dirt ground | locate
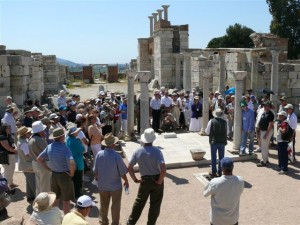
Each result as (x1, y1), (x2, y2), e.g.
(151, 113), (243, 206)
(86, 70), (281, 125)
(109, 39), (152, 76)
(2, 81), (300, 225)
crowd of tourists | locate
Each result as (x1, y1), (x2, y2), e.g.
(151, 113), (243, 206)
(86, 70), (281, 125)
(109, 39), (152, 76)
(0, 84), (298, 224)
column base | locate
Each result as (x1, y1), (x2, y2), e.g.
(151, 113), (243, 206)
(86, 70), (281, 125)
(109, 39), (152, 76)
(124, 134), (137, 142)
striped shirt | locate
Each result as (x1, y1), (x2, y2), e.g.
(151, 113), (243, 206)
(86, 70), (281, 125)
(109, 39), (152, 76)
(38, 141), (73, 172)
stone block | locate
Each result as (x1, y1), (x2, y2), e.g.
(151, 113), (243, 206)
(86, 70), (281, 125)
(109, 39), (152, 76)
(0, 56), (7, 65)
(32, 61), (42, 67)
(0, 66), (10, 77)
(0, 45), (6, 50)
(43, 65), (59, 71)
(7, 56), (32, 66)
(11, 75), (30, 86)
(279, 64), (294, 72)
(294, 64), (300, 72)
(0, 77), (10, 88)
(288, 72), (299, 79)
(28, 83), (42, 90)
(0, 49), (31, 57)
(288, 79), (300, 88)
(9, 65), (30, 76)
(291, 88), (300, 96)
(11, 85), (28, 95)
(44, 71), (59, 76)
(12, 94), (27, 106)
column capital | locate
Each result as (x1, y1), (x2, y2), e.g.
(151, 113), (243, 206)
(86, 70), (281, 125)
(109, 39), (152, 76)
(233, 71), (247, 81)
(161, 5), (170, 21)
(148, 15), (153, 20)
(270, 49), (280, 57)
(137, 71), (151, 83)
(152, 13), (158, 21)
(161, 5), (170, 9)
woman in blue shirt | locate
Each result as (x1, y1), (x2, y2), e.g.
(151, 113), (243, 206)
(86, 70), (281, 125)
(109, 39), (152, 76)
(66, 126), (85, 199)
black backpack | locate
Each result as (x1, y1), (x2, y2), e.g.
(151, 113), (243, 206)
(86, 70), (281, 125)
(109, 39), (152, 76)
(281, 122), (294, 141)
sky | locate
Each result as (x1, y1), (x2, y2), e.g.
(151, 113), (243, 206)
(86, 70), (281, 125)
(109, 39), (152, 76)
(0, 0), (272, 64)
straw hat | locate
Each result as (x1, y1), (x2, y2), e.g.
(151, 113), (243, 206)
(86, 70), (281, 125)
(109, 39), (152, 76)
(5, 105), (14, 112)
(33, 192), (56, 212)
(17, 126), (32, 138)
(49, 128), (65, 139)
(212, 108), (223, 118)
(140, 128), (157, 144)
(101, 133), (119, 146)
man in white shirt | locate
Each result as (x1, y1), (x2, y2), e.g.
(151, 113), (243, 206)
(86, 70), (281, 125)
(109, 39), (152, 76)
(4, 96), (21, 120)
(284, 104), (297, 161)
(150, 91), (162, 132)
(204, 157), (244, 225)
(161, 92), (172, 112)
(2, 105), (17, 139)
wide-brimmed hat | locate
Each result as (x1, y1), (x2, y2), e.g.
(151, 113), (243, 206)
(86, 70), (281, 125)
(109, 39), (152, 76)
(262, 100), (272, 106)
(277, 111), (287, 117)
(280, 96), (287, 101)
(68, 126), (81, 136)
(41, 117), (51, 124)
(49, 128), (65, 139)
(101, 133), (119, 146)
(212, 108), (223, 118)
(24, 107), (33, 114)
(17, 126), (32, 137)
(141, 128), (157, 144)
(33, 192), (56, 212)
(32, 121), (46, 134)
(5, 105), (14, 112)
(49, 113), (59, 121)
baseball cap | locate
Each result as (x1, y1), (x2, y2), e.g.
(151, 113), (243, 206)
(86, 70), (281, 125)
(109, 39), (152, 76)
(76, 195), (96, 208)
(58, 106), (67, 111)
(284, 104), (293, 109)
(277, 111), (287, 117)
(240, 101), (247, 107)
(220, 157), (234, 169)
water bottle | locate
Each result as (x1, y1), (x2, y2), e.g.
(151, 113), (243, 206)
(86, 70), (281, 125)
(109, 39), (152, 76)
(124, 185), (129, 195)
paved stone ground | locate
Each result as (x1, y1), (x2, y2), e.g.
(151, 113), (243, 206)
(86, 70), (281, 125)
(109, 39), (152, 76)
(2, 81), (300, 224)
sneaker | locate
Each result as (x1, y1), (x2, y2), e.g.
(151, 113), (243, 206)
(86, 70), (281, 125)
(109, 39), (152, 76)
(279, 170), (288, 175)
(257, 161), (267, 167)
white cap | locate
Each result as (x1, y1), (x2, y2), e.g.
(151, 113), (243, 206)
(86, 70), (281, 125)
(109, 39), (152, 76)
(76, 195), (96, 208)
(76, 114), (83, 120)
(99, 91), (105, 96)
(277, 111), (287, 117)
(49, 113), (59, 120)
(284, 104), (293, 109)
(32, 121), (46, 134)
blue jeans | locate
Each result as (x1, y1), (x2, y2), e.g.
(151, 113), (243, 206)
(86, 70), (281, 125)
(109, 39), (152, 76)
(240, 130), (254, 154)
(210, 143), (225, 175)
(278, 142), (288, 172)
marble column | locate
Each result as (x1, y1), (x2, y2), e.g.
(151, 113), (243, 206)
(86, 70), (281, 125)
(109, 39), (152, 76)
(137, 71), (152, 134)
(218, 51), (226, 94)
(162, 5), (170, 21)
(250, 51), (259, 92)
(148, 16), (153, 37)
(125, 70), (135, 141)
(175, 55), (181, 89)
(183, 52), (191, 91)
(270, 50), (280, 112)
(200, 70), (213, 136)
(232, 71), (247, 152)
(152, 13), (158, 23)
(157, 9), (163, 20)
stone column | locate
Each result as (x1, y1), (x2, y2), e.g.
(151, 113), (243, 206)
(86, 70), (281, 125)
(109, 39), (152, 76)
(200, 70), (213, 135)
(218, 51), (226, 94)
(125, 70), (135, 141)
(175, 54), (181, 89)
(137, 71), (151, 134)
(152, 13), (158, 24)
(148, 16), (153, 36)
(157, 9), (163, 20)
(232, 71), (247, 152)
(250, 51), (259, 92)
(270, 50), (280, 112)
(183, 52), (192, 91)
(162, 5), (170, 21)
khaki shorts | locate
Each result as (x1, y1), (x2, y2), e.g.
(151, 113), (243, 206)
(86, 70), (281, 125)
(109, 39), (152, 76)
(51, 172), (75, 201)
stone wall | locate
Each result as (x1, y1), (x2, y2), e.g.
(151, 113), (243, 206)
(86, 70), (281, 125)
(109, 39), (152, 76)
(42, 55), (60, 94)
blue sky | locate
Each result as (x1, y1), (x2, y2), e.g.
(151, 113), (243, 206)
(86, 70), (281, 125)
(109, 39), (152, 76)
(0, 0), (272, 64)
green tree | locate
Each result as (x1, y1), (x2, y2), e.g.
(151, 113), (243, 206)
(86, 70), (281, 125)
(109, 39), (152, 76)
(207, 23), (255, 48)
(266, 0), (300, 59)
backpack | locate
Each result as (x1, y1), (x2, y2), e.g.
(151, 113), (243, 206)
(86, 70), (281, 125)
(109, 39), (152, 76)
(281, 122), (294, 141)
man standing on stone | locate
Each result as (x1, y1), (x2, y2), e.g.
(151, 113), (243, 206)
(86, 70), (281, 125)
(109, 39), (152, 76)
(150, 91), (161, 132)
(161, 91), (172, 113)
(205, 108), (227, 177)
(204, 157), (244, 225)
(29, 121), (50, 195)
(120, 98), (128, 136)
(127, 128), (166, 225)
(57, 90), (67, 108)
(2, 105), (17, 142)
(240, 101), (255, 155)
(93, 133), (128, 225)
(37, 128), (75, 214)
(257, 101), (274, 167)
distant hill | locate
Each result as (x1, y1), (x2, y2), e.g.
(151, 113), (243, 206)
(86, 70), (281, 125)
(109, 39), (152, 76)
(57, 58), (85, 67)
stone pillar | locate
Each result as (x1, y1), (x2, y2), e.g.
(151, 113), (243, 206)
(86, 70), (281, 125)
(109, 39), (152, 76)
(152, 13), (158, 24)
(157, 9), (163, 20)
(270, 50), (280, 112)
(200, 70), (213, 135)
(175, 55), (181, 89)
(137, 71), (151, 134)
(125, 70), (135, 141)
(218, 51), (226, 94)
(183, 52), (192, 91)
(148, 16), (153, 36)
(162, 5), (170, 21)
(232, 71), (247, 152)
(250, 51), (259, 92)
